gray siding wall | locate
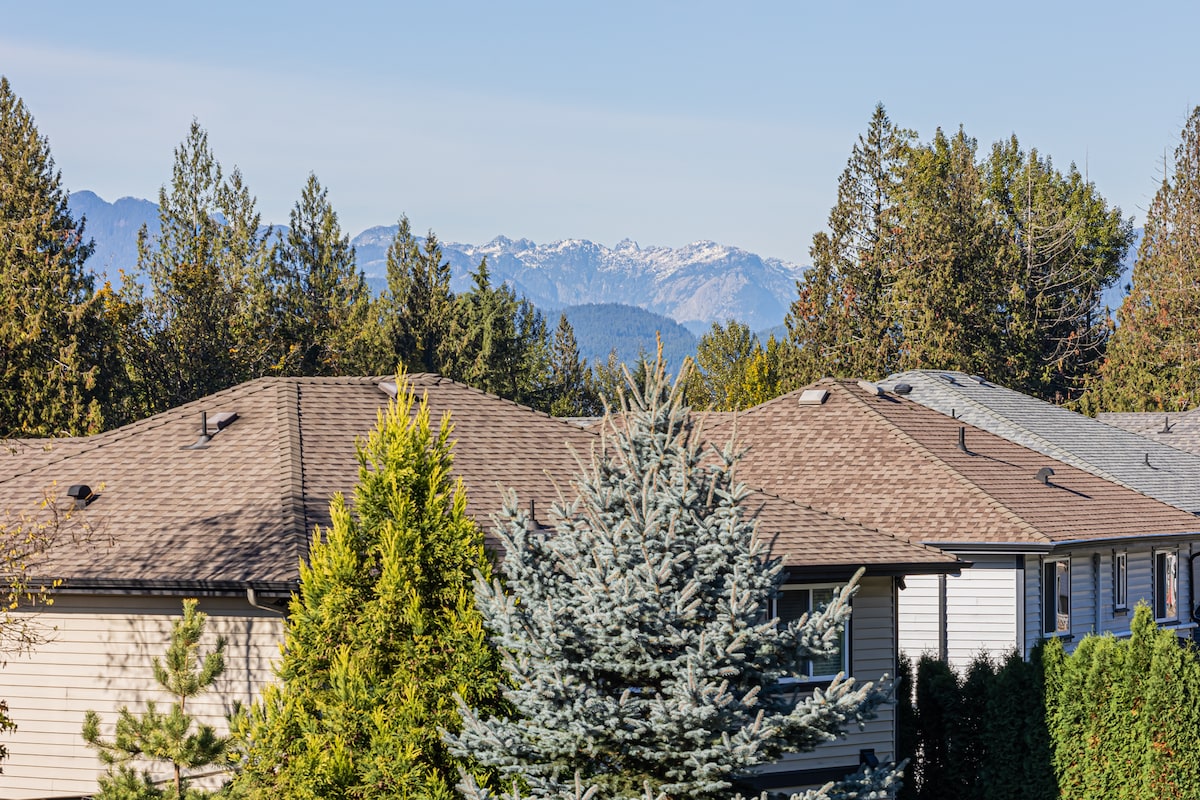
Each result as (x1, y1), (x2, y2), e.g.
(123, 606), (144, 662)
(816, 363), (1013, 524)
(1022, 541), (1199, 657)
(764, 576), (898, 779)
(0, 594), (283, 800)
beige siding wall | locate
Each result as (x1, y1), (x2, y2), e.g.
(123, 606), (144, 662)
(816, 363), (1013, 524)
(761, 576), (898, 781)
(896, 574), (940, 660)
(0, 594), (283, 800)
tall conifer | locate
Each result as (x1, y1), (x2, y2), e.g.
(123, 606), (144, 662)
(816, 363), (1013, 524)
(0, 76), (109, 436)
(1082, 106), (1200, 412)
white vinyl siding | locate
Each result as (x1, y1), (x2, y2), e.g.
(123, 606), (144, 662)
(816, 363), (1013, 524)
(898, 556), (1018, 672)
(0, 594), (283, 800)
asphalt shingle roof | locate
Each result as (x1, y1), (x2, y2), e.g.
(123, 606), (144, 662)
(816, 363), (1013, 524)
(703, 379), (1200, 549)
(1098, 408), (1200, 456)
(878, 370), (1200, 515)
(0, 376), (956, 591)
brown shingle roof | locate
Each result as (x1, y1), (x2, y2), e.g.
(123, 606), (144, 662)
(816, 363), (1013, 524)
(705, 380), (1200, 549)
(0, 376), (956, 592)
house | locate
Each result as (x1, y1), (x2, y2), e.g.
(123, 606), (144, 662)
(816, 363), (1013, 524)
(702, 379), (1200, 670)
(0, 375), (960, 799)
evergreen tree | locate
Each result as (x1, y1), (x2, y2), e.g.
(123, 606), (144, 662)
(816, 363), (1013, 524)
(273, 174), (376, 376)
(452, 259), (530, 401)
(786, 104), (912, 384)
(123, 121), (274, 414)
(1081, 106), (1200, 412)
(984, 138), (1132, 402)
(82, 599), (228, 800)
(232, 374), (507, 799)
(547, 313), (599, 417)
(892, 127), (1007, 378)
(379, 217), (456, 375)
(449, 357), (895, 800)
(687, 320), (758, 410)
(0, 75), (110, 437)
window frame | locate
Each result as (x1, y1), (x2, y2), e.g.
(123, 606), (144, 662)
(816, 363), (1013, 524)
(1042, 557), (1071, 637)
(1113, 551), (1128, 614)
(1154, 548), (1179, 622)
(772, 582), (850, 684)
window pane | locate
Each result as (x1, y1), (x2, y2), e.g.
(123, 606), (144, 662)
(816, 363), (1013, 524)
(776, 590), (811, 625)
(1055, 561), (1070, 634)
(1157, 552), (1178, 620)
(1114, 552), (1127, 610)
(808, 587), (843, 678)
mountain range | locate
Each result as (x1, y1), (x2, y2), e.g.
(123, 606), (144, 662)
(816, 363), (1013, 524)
(68, 191), (804, 335)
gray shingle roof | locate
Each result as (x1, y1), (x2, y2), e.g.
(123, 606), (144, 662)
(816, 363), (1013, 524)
(1098, 408), (1200, 455)
(878, 370), (1200, 515)
(0, 376), (956, 591)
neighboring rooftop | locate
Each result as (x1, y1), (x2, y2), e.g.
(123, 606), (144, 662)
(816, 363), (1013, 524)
(0, 375), (957, 593)
(1098, 408), (1200, 455)
(704, 379), (1200, 550)
(877, 370), (1200, 515)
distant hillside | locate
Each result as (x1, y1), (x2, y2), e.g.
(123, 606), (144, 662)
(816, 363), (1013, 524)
(560, 303), (696, 373)
(69, 190), (159, 277)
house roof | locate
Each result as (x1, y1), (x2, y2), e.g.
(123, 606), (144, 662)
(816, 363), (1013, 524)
(1098, 408), (1200, 456)
(702, 379), (1200, 550)
(0, 376), (957, 593)
(875, 370), (1200, 515)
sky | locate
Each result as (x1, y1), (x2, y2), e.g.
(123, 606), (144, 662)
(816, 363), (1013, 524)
(2, 1), (1198, 264)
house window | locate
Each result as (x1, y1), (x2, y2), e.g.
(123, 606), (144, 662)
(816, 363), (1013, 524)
(1114, 551), (1128, 613)
(774, 585), (848, 681)
(1043, 558), (1070, 636)
(1155, 550), (1178, 621)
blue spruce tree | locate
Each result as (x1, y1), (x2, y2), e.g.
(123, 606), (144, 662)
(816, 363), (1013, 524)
(449, 358), (897, 800)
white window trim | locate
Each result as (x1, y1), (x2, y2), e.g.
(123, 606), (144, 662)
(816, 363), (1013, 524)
(1154, 548), (1179, 623)
(1043, 556), (1071, 637)
(773, 582), (850, 683)
(1113, 551), (1128, 613)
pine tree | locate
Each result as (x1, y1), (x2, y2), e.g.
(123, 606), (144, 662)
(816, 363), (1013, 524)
(272, 174), (375, 376)
(232, 374), (507, 799)
(452, 259), (528, 401)
(0, 75), (110, 437)
(379, 217), (457, 375)
(547, 314), (599, 417)
(1081, 106), (1200, 412)
(786, 104), (912, 384)
(122, 121), (274, 414)
(449, 357), (895, 800)
(82, 598), (228, 800)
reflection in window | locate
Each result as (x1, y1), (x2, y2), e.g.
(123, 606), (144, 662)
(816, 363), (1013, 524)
(1155, 550), (1178, 621)
(1113, 551), (1128, 612)
(1043, 558), (1070, 636)
(774, 585), (847, 681)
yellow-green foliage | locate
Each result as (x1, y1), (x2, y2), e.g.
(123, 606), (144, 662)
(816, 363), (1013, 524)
(232, 373), (506, 799)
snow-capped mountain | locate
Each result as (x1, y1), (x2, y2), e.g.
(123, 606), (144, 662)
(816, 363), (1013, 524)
(69, 192), (806, 332)
(353, 231), (804, 332)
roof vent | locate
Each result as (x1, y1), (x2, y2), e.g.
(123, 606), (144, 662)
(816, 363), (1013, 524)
(1144, 453), (1158, 470)
(66, 484), (96, 509)
(378, 381), (398, 398)
(1036, 467), (1054, 485)
(939, 374), (959, 385)
(856, 380), (883, 396)
(798, 389), (829, 405)
(182, 411), (239, 450)
(1161, 416), (1174, 434)
(893, 383), (913, 395)
(957, 426), (968, 452)
(969, 375), (989, 385)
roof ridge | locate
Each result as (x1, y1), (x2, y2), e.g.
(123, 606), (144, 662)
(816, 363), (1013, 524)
(831, 381), (1052, 544)
(0, 380), (279, 487)
(280, 381), (311, 571)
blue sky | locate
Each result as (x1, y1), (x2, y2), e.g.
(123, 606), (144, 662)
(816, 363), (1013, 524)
(2, 1), (1197, 263)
